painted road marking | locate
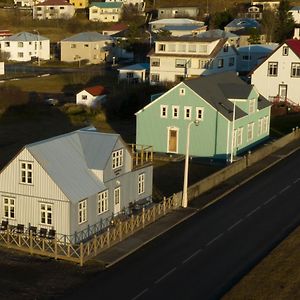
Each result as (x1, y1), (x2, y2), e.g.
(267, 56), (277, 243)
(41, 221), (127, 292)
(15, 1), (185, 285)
(182, 248), (202, 264)
(131, 288), (149, 300)
(264, 195), (277, 206)
(206, 233), (223, 247)
(246, 206), (261, 218)
(227, 219), (243, 231)
(155, 267), (177, 284)
(279, 185), (291, 194)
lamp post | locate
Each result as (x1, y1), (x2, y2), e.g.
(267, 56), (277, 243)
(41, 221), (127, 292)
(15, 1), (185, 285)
(182, 120), (200, 208)
(33, 29), (40, 66)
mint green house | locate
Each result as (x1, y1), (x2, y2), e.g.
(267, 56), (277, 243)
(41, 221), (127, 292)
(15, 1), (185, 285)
(136, 72), (271, 160)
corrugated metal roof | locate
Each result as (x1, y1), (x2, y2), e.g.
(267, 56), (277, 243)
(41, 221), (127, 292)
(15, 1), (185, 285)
(2, 32), (49, 42)
(61, 31), (112, 42)
(149, 18), (203, 25)
(118, 63), (149, 71)
(90, 2), (122, 8)
(26, 128), (119, 203)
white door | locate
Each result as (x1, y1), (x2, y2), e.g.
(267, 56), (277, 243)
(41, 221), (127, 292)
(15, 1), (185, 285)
(278, 84), (287, 101)
(114, 187), (121, 215)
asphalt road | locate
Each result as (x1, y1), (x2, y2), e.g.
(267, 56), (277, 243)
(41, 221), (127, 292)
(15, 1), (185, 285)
(62, 150), (300, 300)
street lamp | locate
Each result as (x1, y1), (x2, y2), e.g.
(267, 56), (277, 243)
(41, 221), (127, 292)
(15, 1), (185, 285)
(33, 29), (40, 66)
(182, 120), (200, 208)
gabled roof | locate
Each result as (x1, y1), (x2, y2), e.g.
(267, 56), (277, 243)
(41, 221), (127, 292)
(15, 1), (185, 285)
(26, 128), (120, 203)
(35, 0), (73, 6)
(1, 32), (48, 42)
(90, 2), (123, 8)
(149, 18), (204, 26)
(61, 31), (112, 42)
(118, 63), (149, 71)
(225, 18), (260, 29)
(84, 85), (106, 96)
(104, 23), (128, 32)
(196, 29), (239, 39)
(289, 6), (300, 11)
(163, 25), (204, 31)
(285, 39), (300, 57)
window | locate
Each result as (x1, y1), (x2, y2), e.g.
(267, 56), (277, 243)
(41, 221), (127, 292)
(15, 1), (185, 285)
(138, 173), (145, 194)
(18, 42), (23, 48)
(282, 46), (289, 56)
(78, 200), (87, 224)
(114, 187), (120, 205)
(40, 203), (52, 225)
(198, 44), (207, 53)
(184, 106), (192, 120)
(20, 161), (33, 184)
(175, 59), (186, 68)
(177, 44), (186, 52)
(242, 55), (251, 61)
(71, 44), (76, 48)
(196, 107), (203, 121)
(160, 105), (168, 118)
(151, 74), (160, 83)
(218, 59), (224, 68)
(263, 116), (269, 133)
(237, 127), (243, 147)
(84, 44), (89, 48)
(179, 88), (185, 95)
(4, 42), (10, 47)
(199, 59), (210, 69)
(112, 149), (123, 169)
(268, 62), (278, 76)
(258, 118), (262, 136)
(168, 44), (176, 52)
(229, 57), (235, 66)
(172, 106), (179, 119)
(291, 63), (300, 77)
(60, 6), (64, 9)
(158, 44), (166, 51)
(3, 197), (15, 219)
(151, 58), (160, 67)
(223, 44), (229, 52)
(126, 72), (134, 78)
(249, 99), (255, 114)
(17, 52), (24, 58)
(188, 44), (196, 53)
(247, 123), (254, 141)
(98, 190), (108, 214)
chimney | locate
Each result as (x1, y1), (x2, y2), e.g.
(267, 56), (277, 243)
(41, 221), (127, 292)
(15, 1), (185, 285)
(293, 27), (300, 39)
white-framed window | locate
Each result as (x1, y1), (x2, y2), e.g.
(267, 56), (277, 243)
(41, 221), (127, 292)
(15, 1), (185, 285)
(198, 44), (207, 53)
(18, 42), (23, 48)
(158, 43), (166, 51)
(114, 187), (120, 205)
(268, 62), (278, 76)
(179, 88), (185, 95)
(283, 46), (289, 56)
(263, 116), (269, 133)
(172, 106), (179, 119)
(82, 95), (87, 100)
(160, 105), (168, 118)
(175, 59), (186, 68)
(291, 62), (300, 77)
(247, 123), (254, 141)
(188, 44), (196, 52)
(17, 52), (24, 58)
(40, 203), (52, 225)
(78, 199), (87, 224)
(184, 106), (192, 120)
(177, 44), (186, 52)
(126, 72), (134, 78)
(196, 107), (204, 121)
(3, 197), (15, 219)
(98, 190), (108, 214)
(138, 173), (145, 194)
(4, 42), (10, 47)
(237, 127), (243, 147)
(151, 58), (160, 67)
(223, 44), (229, 52)
(199, 59), (210, 69)
(218, 58), (224, 68)
(151, 74), (160, 83)
(20, 161), (33, 184)
(71, 44), (76, 48)
(168, 44), (176, 52)
(249, 99), (255, 114)
(258, 118), (262, 136)
(112, 149), (123, 169)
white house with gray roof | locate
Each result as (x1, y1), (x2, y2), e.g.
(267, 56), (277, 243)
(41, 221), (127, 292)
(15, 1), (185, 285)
(0, 32), (50, 62)
(0, 127), (153, 243)
(60, 32), (113, 64)
(149, 18), (204, 33)
(89, 2), (123, 22)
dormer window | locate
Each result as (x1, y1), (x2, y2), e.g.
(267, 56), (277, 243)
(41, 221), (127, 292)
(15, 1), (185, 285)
(20, 161), (33, 184)
(282, 46), (289, 56)
(223, 44), (229, 52)
(112, 149), (123, 169)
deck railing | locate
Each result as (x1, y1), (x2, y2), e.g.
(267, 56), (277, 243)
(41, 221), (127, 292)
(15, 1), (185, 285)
(129, 144), (153, 169)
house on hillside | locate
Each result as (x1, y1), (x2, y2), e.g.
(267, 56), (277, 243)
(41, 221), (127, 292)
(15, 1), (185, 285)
(289, 6), (300, 24)
(251, 1), (279, 11)
(69, 0), (89, 9)
(0, 32), (50, 62)
(0, 62), (4, 75)
(149, 18), (204, 33)
(118, 63), (149, 83)
(225, 18), (261, 33)
(136, 72), (271, 160)
(76, 85), (107, 107)
(0, 127), (153, 243)
(60, 32), (113, 64)
(237, 3), (263, 20)
(149, 35), (237, 84)
(102, 23), (128, 36)
(251, 33), (300, 106)
(89, 2), (123, 22)
(33, 0), (76, 20)
(157, 6), (200, 19)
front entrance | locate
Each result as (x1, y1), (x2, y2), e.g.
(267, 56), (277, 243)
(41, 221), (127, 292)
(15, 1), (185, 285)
(114, 187), (121, 215)
(168, 128), (178, 153)
(278, 84), (288, 101)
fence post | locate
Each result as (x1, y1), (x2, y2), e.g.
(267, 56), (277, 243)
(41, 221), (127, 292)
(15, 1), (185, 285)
(7, 228), (10, 245)
(80, 242), (83, 267)
(107, 228), (110, 248)
(131, 215), (134, 232)
(54, 238), (58, 260)
(119, 222), (122, 241)
(142, 207), (145, 228)
(94, 235), (97, 256)
(163, 197), (166, 215)
(30, 230), (33, 255)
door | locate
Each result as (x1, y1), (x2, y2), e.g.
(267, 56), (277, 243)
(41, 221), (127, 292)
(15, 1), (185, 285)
(278, 84), (287, 101)
(114, 187), (121, 215)
(168, 128), (178, 153)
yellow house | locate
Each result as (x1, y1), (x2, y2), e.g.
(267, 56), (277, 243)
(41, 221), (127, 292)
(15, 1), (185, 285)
(69, 0), (89, 9)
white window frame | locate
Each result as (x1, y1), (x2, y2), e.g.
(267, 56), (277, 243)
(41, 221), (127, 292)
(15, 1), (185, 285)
(172, 106), (179, 119)
(160, 105), (168, 118)
(78, 199), (87, 224)
(237, 127), (243, 147)
(196, 107), (204, 121)
(184, 106), (192, 120)
(20, 161), (33, 184)
(98, 190), (108, 214)
(3, 197), (15, 219)
(291, 62), (300, 78)
(247, 123), (254, 142)
(40, 203), (53, 225)
(258, 118), (262, 136)
(268, 62), (278, 76)
(283, 46), (289, 56)
(138, 173), (145, 194)
(249, 99), (255, 114)
(179, 88), (185, 95)
(218, 58), (224, 68)
(114, 187), (120, 205)
(263, 116), (269, 133)
(112, 149), (123, 169)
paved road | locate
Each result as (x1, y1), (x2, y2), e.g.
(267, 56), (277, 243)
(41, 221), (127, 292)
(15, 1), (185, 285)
(63, 150), (300, 300)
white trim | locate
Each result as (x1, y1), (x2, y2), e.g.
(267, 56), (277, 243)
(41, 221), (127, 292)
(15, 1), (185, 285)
(184, 106), (192, 120)
(78, 199), (87, 224)
(195, 107), (204, 121)
(160, 104), (168, 118)
(172, 105), (179, 119)
(167, 126), (179, 153)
